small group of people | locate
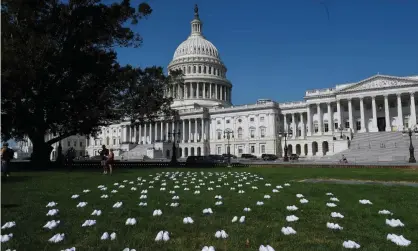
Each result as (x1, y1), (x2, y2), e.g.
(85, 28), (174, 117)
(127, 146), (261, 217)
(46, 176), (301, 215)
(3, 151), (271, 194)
(99, 145), (114, 175)
(339, 154), (348, 164)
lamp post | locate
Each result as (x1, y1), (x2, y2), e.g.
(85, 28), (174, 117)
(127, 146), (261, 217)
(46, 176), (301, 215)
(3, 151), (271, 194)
(168, 129), (181, 164)
(223, 128), (234, 167)
(337, 124), (344, 139)
(279, 130), (292, 162)
(402, 125), (418, 163)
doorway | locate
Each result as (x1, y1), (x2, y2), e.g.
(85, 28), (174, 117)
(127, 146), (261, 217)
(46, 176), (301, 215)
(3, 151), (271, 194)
(377, 117), (386, 132)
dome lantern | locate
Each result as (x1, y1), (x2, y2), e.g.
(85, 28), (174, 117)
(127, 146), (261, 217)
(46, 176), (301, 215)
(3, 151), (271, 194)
(191, 4), (203, 36)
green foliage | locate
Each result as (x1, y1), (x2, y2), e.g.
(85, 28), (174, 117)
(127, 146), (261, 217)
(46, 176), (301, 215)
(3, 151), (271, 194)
(0, 0), (176, 162)
(114, 66), (184, 125)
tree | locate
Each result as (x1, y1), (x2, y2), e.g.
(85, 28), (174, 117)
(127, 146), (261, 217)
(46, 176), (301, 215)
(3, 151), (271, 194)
(1, 0), (172, 164)
(114, 66), (184, 128)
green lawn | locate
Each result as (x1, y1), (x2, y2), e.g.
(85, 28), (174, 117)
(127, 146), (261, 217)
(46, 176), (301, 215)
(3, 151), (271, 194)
(1, 167), (418, 251)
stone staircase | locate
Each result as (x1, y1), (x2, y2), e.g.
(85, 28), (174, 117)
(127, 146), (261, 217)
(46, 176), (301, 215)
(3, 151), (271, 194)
(120, 144), (152, 160)
(326, 132), (418, 163)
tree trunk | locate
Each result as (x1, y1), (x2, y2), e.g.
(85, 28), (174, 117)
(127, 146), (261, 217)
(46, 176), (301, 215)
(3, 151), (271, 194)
(29, 135), (53, 168)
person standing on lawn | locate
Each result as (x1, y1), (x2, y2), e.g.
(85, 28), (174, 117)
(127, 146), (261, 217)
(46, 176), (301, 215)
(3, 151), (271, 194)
(99, 145), (109, 174)
(1, 143), (15, 177)
(106, 149), (115, 175)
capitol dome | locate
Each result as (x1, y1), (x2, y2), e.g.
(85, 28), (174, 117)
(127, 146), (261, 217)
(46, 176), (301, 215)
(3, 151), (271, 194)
(167, 5), (232, 110)
(173, 36), (219, 60)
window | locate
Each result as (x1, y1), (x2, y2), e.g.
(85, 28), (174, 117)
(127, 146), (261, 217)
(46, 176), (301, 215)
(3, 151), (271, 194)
(217, 120), (221, 125)
(113, 138), (116, 145)
(404, 118), (409, 129)
(334, 122), (339, 130)
(67, 141), (70, 147)
(193, 66), (196, 73)
(217, 131), (222, 140)
(345, 121), (350, 129)
(260, 127), (266, 138)
(238, 118), (242, 123)
(260, 145), (266, 154)
(324, 123), (329, 133)
(73, 141), (77, 147)
(260, 117), (264, 122)
(238, 146), (243, 154)
(238, 128), (243, 139)
(356, 121), (361, 131)
(250, 128), (255, 138)
(250, 118), (254, 122)
(298, 128), (301, 136)
(250, 145), (255, 153)
(209, 67), (211, 74)
(217, 147), (221, 155)
(314, 123), (319, 133)
(79, 141), (83, 147)
(226, 120), (230, 124)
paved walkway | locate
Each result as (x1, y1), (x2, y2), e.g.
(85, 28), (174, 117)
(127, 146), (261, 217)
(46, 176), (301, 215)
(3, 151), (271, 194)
(299, 179), (418, 187)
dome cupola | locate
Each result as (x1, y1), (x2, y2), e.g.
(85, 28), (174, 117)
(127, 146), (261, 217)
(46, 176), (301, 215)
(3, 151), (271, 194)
(167, 5), (233, 110)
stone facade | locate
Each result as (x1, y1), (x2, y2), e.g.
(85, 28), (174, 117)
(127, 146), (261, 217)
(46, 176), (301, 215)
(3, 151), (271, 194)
(21, 6), (418, 161)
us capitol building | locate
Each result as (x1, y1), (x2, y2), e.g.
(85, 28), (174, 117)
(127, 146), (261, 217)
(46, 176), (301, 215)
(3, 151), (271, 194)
(20, 6), (418, 161)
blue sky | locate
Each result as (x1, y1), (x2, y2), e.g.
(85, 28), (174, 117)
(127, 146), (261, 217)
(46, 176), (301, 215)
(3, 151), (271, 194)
(116, 0), (418, 105)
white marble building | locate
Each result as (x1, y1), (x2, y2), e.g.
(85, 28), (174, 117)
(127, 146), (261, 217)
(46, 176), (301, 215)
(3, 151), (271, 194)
(18, 134), (87, 160)
(21, 6), (418, 161)
(84, 6), (418, 160)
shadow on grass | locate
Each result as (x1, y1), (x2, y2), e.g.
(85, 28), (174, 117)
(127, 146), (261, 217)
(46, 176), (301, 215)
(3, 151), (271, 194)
(1, 203), (20, 209)
(1, 175), (32, 183)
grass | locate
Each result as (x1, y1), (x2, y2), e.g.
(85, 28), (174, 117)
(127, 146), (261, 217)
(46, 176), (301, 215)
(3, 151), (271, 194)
(1, 167), (418, 251)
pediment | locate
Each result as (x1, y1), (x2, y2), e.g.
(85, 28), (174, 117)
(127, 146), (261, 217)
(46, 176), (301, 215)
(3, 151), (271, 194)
(339, 76), (418, 93)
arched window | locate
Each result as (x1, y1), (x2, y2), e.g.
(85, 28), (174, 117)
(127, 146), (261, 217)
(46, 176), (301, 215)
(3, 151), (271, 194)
(237, 128), (242, 139)
(217, 130), (222, 140)
(259, 126), (266, 138)
(198, 66), (201, 73)
(193, 66), (196, 73)
(249, 127), (256, 138)
(209, 67), (212, 74)
(313, 121), (319, 133)
(203, 66), (206, 74)
(188, 66), (191, 74)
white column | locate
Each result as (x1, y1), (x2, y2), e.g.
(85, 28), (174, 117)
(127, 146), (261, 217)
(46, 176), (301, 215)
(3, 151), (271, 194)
(182, 120), (185, 142)
(283, 114), (288, 132)
(201, 118), (204, 141)
(410, 92), (416, 126)
(160, 121), (163, 141)
(360, 97), (365, 132)
(121, 126), (125, 142)
(307, 105), (312, 136)
(337, 99), (342, 128)
(348, 98), (353, 132)
(224, 86), (227, 101)
(291, 113), (296, 139)
(138, 124), (142, 143)
(384, 95), (391, 132)
(196, 82), (200, 98)
(327, 102), (333, 132)
(209, 84), (212, 99)
(300, 113), (305, 139)
(194, 119), (198, 141)
(144, 123), (148, 144)
(154, 123), (158, 141)
(372, 96), (377, 132)
(215, 84), (218, 99)
(397, 93), (403, 130)
(165, 122), (169, 141)
(317, 103), (322, 135)
(188, 119), (192, 141)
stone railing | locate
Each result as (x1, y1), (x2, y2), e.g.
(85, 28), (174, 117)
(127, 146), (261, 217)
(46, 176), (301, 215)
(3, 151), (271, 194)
(210, 101), (277, 112)
(279, 101), (306, 109)
(305, 88), (336, 97)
